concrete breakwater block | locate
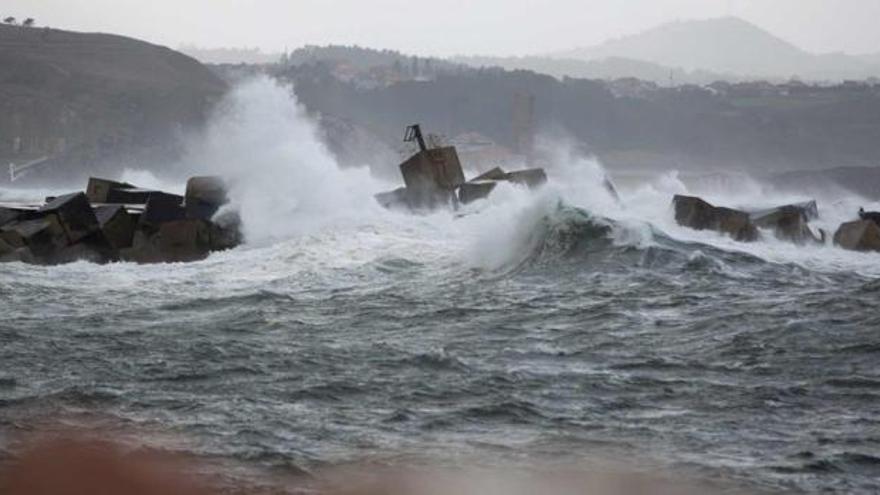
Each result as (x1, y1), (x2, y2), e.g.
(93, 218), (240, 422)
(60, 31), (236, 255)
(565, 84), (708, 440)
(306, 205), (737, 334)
(86, 178), (136, 204)
(140, 193), (186, 225)
(1, 215), (68, 259)
(672, 195), (759, 242)
(374, 126), (549, 213)
(185, 176), (229, 220)
(505, 168), (548, 188)
(38, 192), (100, 244)
(750, 201), (824, 245)
(0, 176), (240, 265)
(94, 205), (136, 250)
(122, 219), (213, 263)
(458, 181), (498, 205)
(834, 220), (880, 252)
(400, 147), (466, 193)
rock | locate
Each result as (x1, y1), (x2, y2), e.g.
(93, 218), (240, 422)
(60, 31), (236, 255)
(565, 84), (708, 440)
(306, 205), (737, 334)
(38, 192), (100, 244)
(751, 203), (823, 244)
(399, 147), (466, 194)
(185, 176), (228, 220)
(672, 195), (759, 242)
(86, 178), (136, 203)
(121, 219), (212, 263)
(458, 181), (498, 205)
(505, 168), (548, 188)
(834, 220), (880, 252)
(139, 193), (186, 225)
(94, 205), (136, 250)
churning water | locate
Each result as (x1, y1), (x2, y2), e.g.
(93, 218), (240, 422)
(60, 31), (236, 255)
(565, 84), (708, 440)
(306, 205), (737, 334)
(1, 79), (878, 494)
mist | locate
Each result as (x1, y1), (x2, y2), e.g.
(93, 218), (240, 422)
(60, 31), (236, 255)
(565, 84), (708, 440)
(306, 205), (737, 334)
(6, 0), (880, 57)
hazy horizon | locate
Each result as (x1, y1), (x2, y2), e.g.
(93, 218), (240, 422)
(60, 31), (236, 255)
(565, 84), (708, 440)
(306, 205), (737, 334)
(4, 0), (880, 57)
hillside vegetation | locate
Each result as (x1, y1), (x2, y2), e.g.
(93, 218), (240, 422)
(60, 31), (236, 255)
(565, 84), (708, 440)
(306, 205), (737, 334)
(0, 24), (227, 183)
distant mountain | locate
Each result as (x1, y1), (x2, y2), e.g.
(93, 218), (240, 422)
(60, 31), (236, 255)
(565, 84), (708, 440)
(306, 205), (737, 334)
(554, 17), (880, 81)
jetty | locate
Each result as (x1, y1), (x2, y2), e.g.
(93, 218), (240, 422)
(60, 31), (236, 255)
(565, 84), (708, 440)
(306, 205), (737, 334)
(0, 176), (240, 265)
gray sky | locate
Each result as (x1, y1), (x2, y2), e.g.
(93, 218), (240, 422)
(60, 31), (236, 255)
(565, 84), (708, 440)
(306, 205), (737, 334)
(4, 0), (880, 56)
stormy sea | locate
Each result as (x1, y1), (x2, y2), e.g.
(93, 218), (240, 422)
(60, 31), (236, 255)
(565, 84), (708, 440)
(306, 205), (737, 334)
(1, 80), (878, 494)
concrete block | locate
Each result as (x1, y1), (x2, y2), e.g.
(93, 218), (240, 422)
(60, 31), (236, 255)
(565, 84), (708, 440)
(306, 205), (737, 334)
(86, 178), (136, 203)
(185, 176), (228, 220)
(0, 236), (15, 258)
(139, 193), (185, 225)
(208, 210), (242, 251)
(3, 215), (68, 259)
(106, 188), (161, 205)
(0, 206), (39, 227)
(471, 167), (507, 182)
(375, 188), (410, 210)
(834, 220), (880, 252)
(94, 205), (136, 250)
(121, 219), (211, 263)
(38, 192), (100, 244)
(399, 147), (466, 193)
(47, 232), (116, 265)
(0, 247), (36, 264)
(458, 181), (498, 205)
(751, 203), (823, 244)
(375, 186), (455, 212)
(673, 195), (759, 242)
(505, 168), (548, 189)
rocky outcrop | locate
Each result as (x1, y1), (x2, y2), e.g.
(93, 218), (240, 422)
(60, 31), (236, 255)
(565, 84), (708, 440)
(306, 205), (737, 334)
(0, 176), (240, 265)
(672, 195), (758, 241)
(834, 220), (880, 252)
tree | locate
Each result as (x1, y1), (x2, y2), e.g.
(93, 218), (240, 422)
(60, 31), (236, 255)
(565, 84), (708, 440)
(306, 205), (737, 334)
(3, 17), (16, 25)
(22, 18), (35, 27)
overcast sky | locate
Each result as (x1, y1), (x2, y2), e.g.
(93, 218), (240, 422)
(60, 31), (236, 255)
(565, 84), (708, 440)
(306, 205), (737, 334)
(4, 0), (880, 56)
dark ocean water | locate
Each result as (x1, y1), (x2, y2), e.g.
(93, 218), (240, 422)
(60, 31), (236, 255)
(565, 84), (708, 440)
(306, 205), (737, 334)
(1, 199), (879, 494)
